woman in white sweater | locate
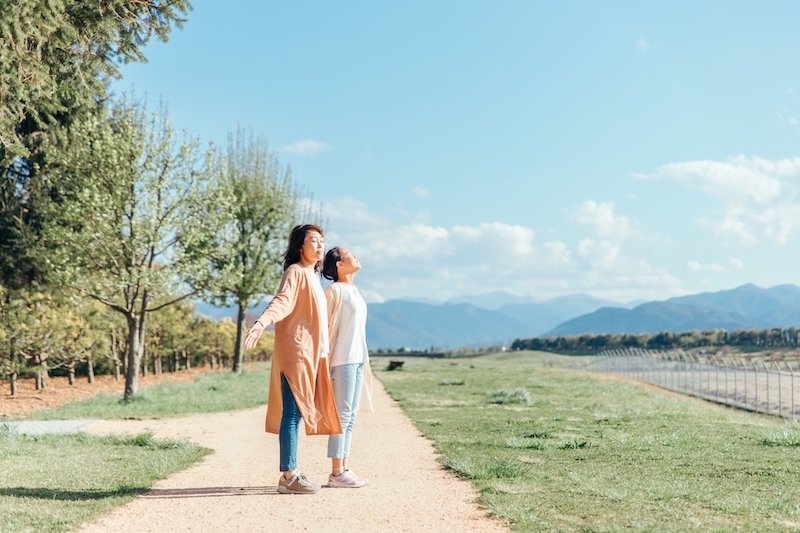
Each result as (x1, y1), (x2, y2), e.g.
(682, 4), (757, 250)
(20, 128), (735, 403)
(322, 247), (374, 488)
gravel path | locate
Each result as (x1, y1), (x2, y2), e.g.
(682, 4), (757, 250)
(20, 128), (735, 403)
(78, 381), (508, 533)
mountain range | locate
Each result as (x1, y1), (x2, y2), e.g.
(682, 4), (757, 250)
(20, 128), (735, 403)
(547, 284), (800, 337)
(192, 284), (800, 350)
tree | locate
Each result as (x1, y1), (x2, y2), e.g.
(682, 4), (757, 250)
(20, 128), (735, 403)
(207, 128), (315, 374)
(43, 98), (235, 399)
(0, 0), (191, 165)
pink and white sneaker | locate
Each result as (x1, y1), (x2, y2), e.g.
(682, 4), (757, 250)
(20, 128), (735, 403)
(327, 469), (368, 488)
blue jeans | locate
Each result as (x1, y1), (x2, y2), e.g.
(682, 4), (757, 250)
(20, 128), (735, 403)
(279, 374), (302, 472)
(327, 363), (364, 459)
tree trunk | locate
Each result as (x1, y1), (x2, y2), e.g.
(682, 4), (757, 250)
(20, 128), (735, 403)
(35, 371), (42, 391)
(10, 371), (17, 397)
(87, 356), (94, 384)
(68, 362), (75, 386)
(232, 304), (246, 374)
(124, 313), (146, 399)
(114, 359), (121, 382)
(184, 349), (191, 370)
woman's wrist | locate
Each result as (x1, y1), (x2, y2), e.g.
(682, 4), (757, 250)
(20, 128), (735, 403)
(254, 320), (265, 329)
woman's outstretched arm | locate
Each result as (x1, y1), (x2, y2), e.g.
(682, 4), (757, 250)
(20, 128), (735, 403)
(244, 266), (302, 349)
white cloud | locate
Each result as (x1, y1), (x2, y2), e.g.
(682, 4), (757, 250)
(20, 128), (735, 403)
(568, 200), (635, 239)
(687, 260), (724, 272)
(412, 187), (430, 199)
(636, 38), (649, 54)
(323, 197), (684, 303)
(277, 140), (331, 155)
(687, 257), (744, 273)
(640, 155), (800, 245)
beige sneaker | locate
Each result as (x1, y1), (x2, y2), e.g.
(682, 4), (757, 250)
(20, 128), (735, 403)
(277, 472), (320, 494)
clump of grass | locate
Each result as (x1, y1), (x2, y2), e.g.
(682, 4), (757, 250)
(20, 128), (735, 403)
(524, 431), (552, 439)
(557, 439), (592, 450)
(442, 454), (527, 479)
(505, 436), (546, 450)
(438, 378), (465, 386)
(762, 425), (800, 447)
(487, 387), (531, 405)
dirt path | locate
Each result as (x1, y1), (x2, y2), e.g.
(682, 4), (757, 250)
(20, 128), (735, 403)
(78, 380), (508, 533)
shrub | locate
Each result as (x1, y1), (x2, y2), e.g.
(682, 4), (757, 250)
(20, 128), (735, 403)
(487, 388), (531, 405)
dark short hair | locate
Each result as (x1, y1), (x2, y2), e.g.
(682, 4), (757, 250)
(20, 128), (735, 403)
(283, 224), (324, 271)
(322, 247), (342, 281)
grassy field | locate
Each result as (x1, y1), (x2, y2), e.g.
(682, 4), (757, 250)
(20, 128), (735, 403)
(23, 364), (270, 420)
(0, 429), (210, 533)
(374, 351), (800, 532)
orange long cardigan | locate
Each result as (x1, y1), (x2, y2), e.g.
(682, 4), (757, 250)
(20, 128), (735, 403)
(256, 264), (342, 436)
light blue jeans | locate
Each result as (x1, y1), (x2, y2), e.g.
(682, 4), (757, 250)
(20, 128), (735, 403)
(327, 363), (364, 459)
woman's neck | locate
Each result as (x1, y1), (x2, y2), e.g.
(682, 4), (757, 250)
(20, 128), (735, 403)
(338, 272), (356, 285)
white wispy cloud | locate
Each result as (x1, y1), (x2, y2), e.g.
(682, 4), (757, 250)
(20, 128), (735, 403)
(412, 187), (430, 199)
(277, 139), (331, 155)
(568, 200), (636, 239)
(323, 197), (683, 303)
(687, 258), (744, 273)
(639, 155), (800, 245)
(636, 38), (649, 54)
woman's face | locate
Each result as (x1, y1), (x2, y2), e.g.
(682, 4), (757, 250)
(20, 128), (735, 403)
(300, 230), (325, 266)
(337, 248), (361, 275)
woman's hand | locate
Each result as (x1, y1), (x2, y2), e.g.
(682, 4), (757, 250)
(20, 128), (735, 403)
(244, 321), (265, 349)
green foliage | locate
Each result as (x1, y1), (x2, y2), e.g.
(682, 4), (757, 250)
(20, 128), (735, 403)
(0, 0), (192, 164)
(512, 327), (800, 353)
(376, 352), (800, 532)
(0, 429), (208, 533)
(204, 127), (318, 371)
(24, 364), (270, 420)
(41, 98), (238, 397)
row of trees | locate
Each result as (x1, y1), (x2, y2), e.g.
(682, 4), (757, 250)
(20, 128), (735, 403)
(511, 327), (800, 353)
(1, 1), (312, 399)
(0, 288), (274, 395)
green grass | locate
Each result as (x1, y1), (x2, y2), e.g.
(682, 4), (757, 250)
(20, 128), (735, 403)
(22, 364), (270, 421)
(0, 427), (210, 533)
(373, 351), (800, 532)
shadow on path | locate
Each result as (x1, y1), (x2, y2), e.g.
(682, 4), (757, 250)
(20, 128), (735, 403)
(142, 486), (279, 499)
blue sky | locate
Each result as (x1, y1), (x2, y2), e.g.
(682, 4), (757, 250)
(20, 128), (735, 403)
(117, 1), (800, 303)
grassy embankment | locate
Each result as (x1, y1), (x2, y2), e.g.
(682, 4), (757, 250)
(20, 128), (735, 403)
(374, 350), (800, 532)
(1, 364), (271, 532)
(23, 363), (271, 420)
(0, 430), (210, 533)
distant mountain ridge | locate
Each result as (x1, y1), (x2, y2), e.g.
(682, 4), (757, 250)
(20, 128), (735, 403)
(366, 300), (527, 350)
(193, 284), (800, 349)
(368, 293), (625, 348)
(545, 284), (800, 337)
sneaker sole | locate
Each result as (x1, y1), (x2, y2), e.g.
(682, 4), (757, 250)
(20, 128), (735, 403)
(277, 486), (320, 494)
(326, 482), (368, 488)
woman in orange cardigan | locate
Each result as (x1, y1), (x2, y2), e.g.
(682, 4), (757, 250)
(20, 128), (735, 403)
(244, 224), (342, 495)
